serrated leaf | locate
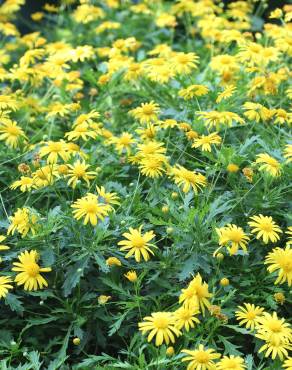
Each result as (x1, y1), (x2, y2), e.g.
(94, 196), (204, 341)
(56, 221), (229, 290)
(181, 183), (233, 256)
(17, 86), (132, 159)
(217, 335), (243, 356)
(26, 351), (42, 370)
(5, 293), (24, 314)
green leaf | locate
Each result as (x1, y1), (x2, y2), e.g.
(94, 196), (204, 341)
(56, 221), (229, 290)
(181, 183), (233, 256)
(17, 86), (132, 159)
(26, 351), (43, 370)
(225, 325), (251, 335)
(5, 293), (24, 314)
(62, 256), (90, 297)
(217, 335), (243, 356)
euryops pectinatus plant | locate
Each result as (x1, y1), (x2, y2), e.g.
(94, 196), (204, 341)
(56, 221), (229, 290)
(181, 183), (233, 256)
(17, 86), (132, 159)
(0, 0), (291, 369)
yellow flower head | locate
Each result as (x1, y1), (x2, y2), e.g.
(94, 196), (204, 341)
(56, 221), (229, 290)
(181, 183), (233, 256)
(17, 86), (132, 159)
(124, 270), (137, 282)
(138, 311), (181, 346)
(130, 101), (160, 124)
(98, 295), (111, 304)
(118, 225), (156, 262)
(179, 273), (212, 315)
(265, 246), (292, 286)
(0, 235), (10, 251)
(181, 344), (221, 370)
(255, 312), (292, 348)
(217, 355), (246, 370)
(248, 214), (282, 244)
(0, 276), (13, 298)
(216, 224), (249, 255)
(71, 193), (111, 226)
(66, 160), (97, 188)
(235, 302), (264, 330)
(174, 305), (200, 331)
(106, 257), (122, 267)
(12, 250), (51, 291)
(171, 165), (207, 194)
(255, 153), (281, 177)
(192, 132), (221, 152)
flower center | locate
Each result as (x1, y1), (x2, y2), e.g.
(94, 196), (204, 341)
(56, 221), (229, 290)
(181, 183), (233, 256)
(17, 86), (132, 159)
(153, 317), (169, 329)
(260, 222), (273, 232)
(142, 106), (155, 115)
(268, 320), (282, 333)
(228, 230), (242, 243)
(26, 263), (40, 277)
(133, 235), (145, 248)
(196, 351), (209, 363)
(85, 203), (98, 213)
(74, 166), (86, 177)
(246, 311), (256, 320)
(6, 126), (20, 136)
(49, 143), (62, 152)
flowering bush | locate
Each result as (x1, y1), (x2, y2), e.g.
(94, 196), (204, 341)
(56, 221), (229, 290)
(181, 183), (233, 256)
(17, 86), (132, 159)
(0, 0), (291, 369)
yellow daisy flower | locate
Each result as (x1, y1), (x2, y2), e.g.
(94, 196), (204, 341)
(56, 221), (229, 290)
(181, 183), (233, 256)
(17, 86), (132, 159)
(12, 250), (51, 291)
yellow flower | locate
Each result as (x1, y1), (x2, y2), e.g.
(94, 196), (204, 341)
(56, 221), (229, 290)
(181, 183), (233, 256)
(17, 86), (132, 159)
(227, 163), (239, 173)
(179, 273), (212, 315)
(274, 292), (285, 305)
(220, 278), (230, 287)
(124, 270), (137, 282)
(192, 132), (221, 152)
(170, 52), (199, 74)
(0, 120), (26, 148)
(12, 250), (51, 291)
(96, 186), (120, 209)
(196, 111), (244, 130)
(71, 193), (111, 226)
(174, 305), (200, 331)
(138, 312), (181, 346)
(243, 102), (271, 122)
(106, 257), (122, 267)
(210, 54), (239, 74)
(258, 337), (291, 361)
(215, 224), (249, 255)
(98, 295), (111, 304)
(66, 160), (97, 188)
(283, 357), (292, 370)
(0, 276), (13, 298)
(216, 85), (236, 103)
(32, 165), (59, 188)
(65, 123), (98, 142)
(179, 84), (209, 100)
(217, 355), (246, 370)
(130, 101), (160, 124)
(0, 235), (10, 251)
(73, 337), (81, 345)
(269, 8), (283, 19)
(111, 132), (135, 154)
(255, 153), (281, 177)
(138, 155), (167, 178)
(0, 95), (18, 111)
(118, 225), (156, 262)
(248, 214), (282, 244)
(283, 144), (292, 163)
(155, 13), (177, 28)
(181, 344), (221, 370)
(7, 208), (38, 237)
(10, 176), (35, 192)
(171, 165), (207, 194)
(255, 312), (292, 348)
(235, 303), (264, 330)
(39, 140), (70, 164)
(166, 346), (175, 356)
(265, 246), (292, 286)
